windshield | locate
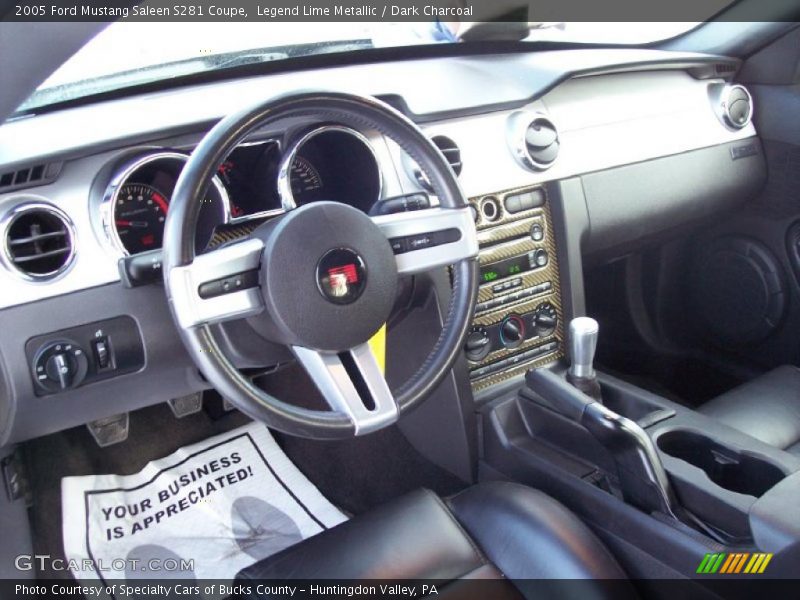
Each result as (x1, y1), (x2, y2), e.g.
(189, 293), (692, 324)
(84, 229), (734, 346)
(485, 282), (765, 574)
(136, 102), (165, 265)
(18, 22), (701, 113)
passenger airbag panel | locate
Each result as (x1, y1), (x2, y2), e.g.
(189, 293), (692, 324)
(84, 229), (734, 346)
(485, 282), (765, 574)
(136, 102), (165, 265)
(581, 138), (766, 256)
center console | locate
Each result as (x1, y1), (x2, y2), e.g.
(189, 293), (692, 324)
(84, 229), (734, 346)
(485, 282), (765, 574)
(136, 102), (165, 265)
(477, 320), (800, 581)
(465, 185), (565, 392)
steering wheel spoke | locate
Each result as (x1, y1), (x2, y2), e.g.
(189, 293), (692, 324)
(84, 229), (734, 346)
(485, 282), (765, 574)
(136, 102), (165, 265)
(372, 206), (478, 275)
(167, 238), (265, 328)
(292, 343), (398, 435)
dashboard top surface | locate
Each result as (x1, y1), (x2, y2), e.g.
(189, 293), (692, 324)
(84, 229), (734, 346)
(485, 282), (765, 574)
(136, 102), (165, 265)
(0, 47), (755, 311)
(0, 48), (733, 169)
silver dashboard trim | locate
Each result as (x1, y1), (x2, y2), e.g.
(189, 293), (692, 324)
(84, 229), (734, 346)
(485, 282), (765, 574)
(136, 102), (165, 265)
(167, 237), (265, 328)
(0, 68), (759, 311)
(372, 206), (479, 275)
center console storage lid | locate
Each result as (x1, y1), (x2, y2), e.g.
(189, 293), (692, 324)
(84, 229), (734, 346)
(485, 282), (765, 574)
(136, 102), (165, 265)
(749, 471), (800, 552)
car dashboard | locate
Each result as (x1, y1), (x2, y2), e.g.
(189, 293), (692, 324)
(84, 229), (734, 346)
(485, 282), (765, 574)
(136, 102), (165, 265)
(0, 47), (765, 445)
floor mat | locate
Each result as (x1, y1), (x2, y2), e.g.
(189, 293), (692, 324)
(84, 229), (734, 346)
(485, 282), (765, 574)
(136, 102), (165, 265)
(60, 421), (347, 583)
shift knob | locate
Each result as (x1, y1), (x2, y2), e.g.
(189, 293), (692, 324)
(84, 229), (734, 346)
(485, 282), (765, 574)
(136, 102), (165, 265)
(568, 317), (598, 379)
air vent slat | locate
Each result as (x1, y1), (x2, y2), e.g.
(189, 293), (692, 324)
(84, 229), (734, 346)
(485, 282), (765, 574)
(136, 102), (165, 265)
(8, 230), (67, 246)
(12, 247), (70, 263)
(2, 203), (74, 279)
(431, 135), (462, 177)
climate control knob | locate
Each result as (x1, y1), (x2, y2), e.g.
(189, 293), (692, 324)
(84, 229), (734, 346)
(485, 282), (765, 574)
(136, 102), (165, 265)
(464, 327), (491, 362)
(500, 315), (526, 349)
(532, 302), (558, 337)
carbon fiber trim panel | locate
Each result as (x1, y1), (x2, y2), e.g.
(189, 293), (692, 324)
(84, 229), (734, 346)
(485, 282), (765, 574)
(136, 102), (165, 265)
(476, 215), (544, 246)
(467, 185), (564, 392)
(207, 221), (261, 249)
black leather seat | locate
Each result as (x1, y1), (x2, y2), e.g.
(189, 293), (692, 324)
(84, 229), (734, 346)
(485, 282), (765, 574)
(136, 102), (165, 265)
(700, 365), (800, 456)
(236, 482), (632, 599)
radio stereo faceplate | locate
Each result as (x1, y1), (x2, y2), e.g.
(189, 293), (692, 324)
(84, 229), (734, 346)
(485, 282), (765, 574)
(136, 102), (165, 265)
(465, 185), (564, 392)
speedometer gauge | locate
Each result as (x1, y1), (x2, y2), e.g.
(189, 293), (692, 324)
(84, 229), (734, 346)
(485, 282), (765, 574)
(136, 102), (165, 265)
(278, 126), (381, 211)
(114, 183), (168, 254)
(290, 156), (323, 200)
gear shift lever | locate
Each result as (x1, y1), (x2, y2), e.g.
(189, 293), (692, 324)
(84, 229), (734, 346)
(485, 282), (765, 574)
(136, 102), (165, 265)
(524, 316), (680, 518)
(568, 317), (598, 378)
(567, 317), (602, 401)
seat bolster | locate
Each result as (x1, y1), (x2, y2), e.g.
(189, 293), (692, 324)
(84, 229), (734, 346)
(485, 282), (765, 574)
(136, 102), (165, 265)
(236, 488), (485, 581)
(446, 482), (629, 581)
(699, 366), (800, 451)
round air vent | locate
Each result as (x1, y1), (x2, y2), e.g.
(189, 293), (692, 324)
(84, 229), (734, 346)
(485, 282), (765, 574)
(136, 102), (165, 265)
(405, 135), (462, 192)
(508, 111), (560, 171)
(714, 84), (753, 130)
(1, 203), (75, 280)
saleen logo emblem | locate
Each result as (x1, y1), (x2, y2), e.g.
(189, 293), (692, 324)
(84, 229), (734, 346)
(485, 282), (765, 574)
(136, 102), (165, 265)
(317, 249), (366, 304)
(327, 264), (359, 297)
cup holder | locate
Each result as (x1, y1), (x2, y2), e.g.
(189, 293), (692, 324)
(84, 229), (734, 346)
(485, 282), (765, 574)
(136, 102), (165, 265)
(658, 430), (786, 497)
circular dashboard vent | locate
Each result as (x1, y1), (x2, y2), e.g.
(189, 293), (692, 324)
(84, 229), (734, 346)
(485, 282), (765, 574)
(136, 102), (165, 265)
(716, 84), (753, 129)
(508, 112), (560, 171)
(2, 203), (74, 280)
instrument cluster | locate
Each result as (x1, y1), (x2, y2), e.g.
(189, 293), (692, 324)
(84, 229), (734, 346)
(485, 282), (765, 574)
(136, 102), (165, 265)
(102, 126), (382, 256)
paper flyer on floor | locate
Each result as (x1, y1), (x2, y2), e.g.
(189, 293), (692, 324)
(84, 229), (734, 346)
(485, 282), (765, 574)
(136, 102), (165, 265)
(61, 422), (347, 586)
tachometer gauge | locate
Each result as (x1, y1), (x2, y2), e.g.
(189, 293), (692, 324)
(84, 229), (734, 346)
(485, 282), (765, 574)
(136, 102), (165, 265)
(290, 156), (323, 201)
(105, 152), (231, 256)
(114, 183), (169, 254)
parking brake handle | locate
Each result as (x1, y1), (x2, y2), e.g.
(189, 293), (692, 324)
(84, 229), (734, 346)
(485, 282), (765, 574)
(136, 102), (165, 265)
(525, 367), (680, 519)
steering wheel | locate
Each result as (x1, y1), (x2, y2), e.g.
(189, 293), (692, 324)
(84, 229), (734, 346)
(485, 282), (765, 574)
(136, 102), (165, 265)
(163, 92), (479, 439)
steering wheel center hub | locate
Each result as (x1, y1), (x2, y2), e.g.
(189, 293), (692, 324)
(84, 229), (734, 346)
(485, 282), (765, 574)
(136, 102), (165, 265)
(255, 201), (398, 351)
(316, 247), (367, 305)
